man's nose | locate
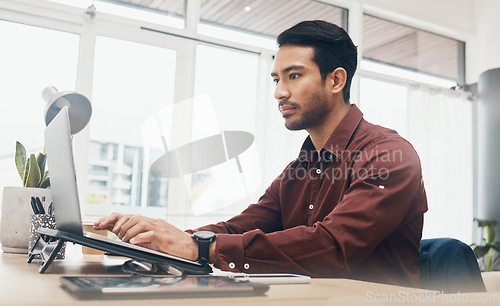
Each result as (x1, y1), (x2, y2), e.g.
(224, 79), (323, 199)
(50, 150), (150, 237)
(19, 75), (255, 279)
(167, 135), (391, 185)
(274, 81), (290, 101)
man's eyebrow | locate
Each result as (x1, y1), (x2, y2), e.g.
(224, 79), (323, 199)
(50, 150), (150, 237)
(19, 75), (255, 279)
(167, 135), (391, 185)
(271, 65), (305, 77)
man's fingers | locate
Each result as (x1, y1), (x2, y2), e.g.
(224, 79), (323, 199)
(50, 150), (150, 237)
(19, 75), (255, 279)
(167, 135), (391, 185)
(114, 217), (132, 237)
(93, 217), (105, 230)
(94, 212), (122, 231)
(129, 231), (158, 249)
(120, 219), (150, 242)
(93, 214), (189, 258)
(112, 214), (136, 236)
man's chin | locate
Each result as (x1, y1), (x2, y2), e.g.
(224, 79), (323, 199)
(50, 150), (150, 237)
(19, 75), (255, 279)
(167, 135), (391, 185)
(284, 120), (305, 131)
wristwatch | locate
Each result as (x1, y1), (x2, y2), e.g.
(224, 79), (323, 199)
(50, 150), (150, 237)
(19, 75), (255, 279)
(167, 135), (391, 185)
(192, 231), (216, 264)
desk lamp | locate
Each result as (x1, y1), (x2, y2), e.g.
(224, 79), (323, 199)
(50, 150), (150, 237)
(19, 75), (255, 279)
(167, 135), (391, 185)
(42, 86), (92, 134)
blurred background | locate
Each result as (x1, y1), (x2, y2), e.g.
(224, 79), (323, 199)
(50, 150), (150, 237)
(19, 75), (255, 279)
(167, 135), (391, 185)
(0, 0), (498, 247)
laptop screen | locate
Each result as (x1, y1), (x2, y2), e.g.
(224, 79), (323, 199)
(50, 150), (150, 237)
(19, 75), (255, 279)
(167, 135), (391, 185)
(44, 106), (84, 235)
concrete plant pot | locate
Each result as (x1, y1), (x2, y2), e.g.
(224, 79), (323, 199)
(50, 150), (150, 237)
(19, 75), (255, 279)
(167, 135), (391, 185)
(0, 186), (52, 253)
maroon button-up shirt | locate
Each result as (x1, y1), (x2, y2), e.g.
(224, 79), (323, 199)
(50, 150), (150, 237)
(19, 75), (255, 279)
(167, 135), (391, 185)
(190, 105), (428, 287)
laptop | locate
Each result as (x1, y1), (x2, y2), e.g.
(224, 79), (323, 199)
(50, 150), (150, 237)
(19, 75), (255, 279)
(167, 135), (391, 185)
(32, 106), (210, 275)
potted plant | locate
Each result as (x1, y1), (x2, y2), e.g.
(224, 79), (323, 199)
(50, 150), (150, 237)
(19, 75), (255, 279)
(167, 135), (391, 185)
(0, 141), (52, 253)
(471, 218), (500, 271)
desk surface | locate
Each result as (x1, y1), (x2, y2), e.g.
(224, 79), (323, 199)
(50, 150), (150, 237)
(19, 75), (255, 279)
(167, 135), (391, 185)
(1, 244), (498, 306)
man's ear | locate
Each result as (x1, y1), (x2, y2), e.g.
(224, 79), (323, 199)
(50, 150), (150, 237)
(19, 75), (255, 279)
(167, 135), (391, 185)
(327, 67), (347, 95)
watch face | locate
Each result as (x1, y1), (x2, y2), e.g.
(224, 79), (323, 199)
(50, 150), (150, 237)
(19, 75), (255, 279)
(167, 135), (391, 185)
(195, 231), (215, 240)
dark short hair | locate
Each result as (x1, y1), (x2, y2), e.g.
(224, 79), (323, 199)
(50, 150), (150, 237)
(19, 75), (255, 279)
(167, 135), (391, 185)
(277, 20), (358, 102)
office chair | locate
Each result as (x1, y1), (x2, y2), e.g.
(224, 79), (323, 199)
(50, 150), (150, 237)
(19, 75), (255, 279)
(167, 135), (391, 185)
(420, 238), (486, 293)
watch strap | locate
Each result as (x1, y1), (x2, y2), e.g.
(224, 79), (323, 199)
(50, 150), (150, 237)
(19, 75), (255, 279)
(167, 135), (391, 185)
(198, 239), (211, 264)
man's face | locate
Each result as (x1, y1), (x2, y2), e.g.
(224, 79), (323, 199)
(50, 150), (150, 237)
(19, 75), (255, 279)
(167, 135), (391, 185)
(271, 44), (331, 131)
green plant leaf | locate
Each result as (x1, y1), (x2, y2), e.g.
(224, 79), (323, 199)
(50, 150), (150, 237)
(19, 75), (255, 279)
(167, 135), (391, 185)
(473, 245), (490, 259)
(41, 170), (48, 182)
(474, 218), (498, 228)
(15, 141), (26, 180)
(22, 159), (30, 187)
(36, 152), (46, 174)
(39, 175), (50, 189)
(40, 170), (50, 189)
(25, 154), (41, 188)
(486, 248), (496, 271)
(484, 225), (496, 244)
(491, 242), (500, 253)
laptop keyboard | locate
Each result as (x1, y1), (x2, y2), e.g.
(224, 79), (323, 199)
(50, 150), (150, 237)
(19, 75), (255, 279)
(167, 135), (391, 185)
(83, 231), (200, 265)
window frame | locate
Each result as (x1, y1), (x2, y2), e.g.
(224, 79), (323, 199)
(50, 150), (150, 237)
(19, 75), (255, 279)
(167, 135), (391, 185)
(0, 0), (473, 230)
(356, 3), (469, 85)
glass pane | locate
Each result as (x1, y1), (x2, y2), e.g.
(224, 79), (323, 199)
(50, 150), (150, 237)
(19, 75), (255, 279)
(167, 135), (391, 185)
(87, 36), (176, 214)
(359, 78), (408, 139)
(0, 20), (78, 200)
(363, 14), (464, 82)
(195, 46), (258, 133)
(169, 45), (261, 227)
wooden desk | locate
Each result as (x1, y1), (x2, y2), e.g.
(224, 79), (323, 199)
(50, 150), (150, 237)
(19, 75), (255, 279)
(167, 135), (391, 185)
(1, 244), (498, 305)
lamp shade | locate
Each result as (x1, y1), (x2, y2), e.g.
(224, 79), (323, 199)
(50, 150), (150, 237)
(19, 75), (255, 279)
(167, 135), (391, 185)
(42, 86), (92, 134)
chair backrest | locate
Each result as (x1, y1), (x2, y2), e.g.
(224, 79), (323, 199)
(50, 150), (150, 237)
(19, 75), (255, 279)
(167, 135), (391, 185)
(420, 238), (486, 293)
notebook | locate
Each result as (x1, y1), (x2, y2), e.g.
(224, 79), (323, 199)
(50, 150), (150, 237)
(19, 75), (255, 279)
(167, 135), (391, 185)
(38, 106), (210, 275)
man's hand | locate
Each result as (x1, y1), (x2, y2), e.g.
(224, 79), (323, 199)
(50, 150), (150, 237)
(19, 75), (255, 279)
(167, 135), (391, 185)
(93, 213), (198, 261)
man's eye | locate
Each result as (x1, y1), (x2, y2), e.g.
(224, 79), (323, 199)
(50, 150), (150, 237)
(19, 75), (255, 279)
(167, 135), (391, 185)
(290, 74), (299, 80)
(273, 79), (279, 85)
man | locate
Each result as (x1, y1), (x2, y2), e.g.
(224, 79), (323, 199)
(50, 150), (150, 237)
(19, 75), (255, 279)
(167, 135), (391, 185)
(94, 20), (428, 287)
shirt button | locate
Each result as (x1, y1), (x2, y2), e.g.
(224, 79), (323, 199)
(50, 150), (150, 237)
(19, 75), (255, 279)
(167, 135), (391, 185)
(229, 262), (236, 269)
(378, 185), (385, 189)
(309, 204), (314, 210)
(316, 169), (321, 174)
(243, 263), (250, 270)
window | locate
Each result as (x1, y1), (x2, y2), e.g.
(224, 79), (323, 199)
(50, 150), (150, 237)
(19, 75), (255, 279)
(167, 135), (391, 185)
(93, 0), (347, 50)
(359, 14), (470, 242)
(362, 14), (465, 85)
(1, 0), (475, 244)
(86, 36), (177, 216)
(0, 19), (78, 200)
(188, 45), (261, 227)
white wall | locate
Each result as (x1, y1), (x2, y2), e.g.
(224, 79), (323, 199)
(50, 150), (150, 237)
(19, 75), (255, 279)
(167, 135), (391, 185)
(470, 0), (500, 81)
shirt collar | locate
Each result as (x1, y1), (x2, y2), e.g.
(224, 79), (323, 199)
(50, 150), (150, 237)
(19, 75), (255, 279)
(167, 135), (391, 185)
(298, 104), (364, 167)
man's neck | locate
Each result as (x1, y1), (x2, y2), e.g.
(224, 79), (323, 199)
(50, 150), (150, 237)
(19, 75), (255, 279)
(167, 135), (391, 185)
(307, 102), (351, 152)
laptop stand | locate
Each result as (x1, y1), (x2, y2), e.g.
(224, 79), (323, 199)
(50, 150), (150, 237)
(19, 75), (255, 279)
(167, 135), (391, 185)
(28, 227), (212, 275)
(28, 233), (66, 273)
